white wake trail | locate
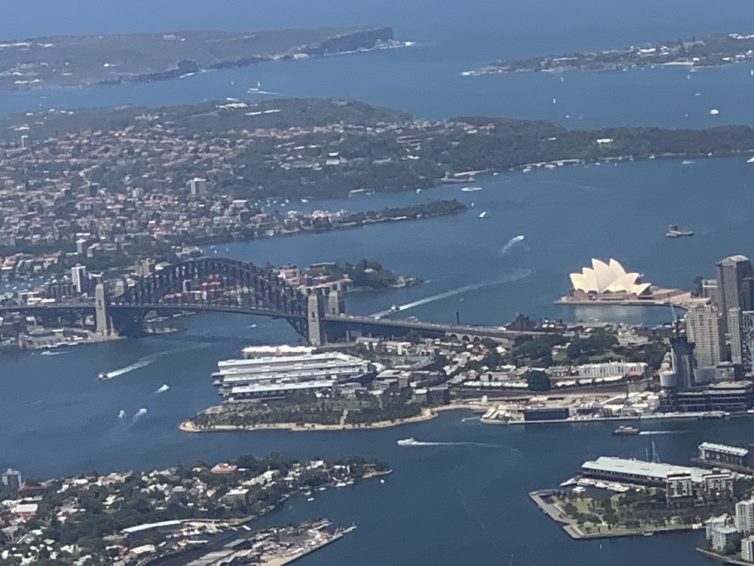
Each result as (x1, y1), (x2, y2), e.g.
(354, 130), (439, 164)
(372, 268), (531, 318)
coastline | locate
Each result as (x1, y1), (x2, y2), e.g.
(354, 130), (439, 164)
(178, 408), (437, 433)
(530, 490), (698, 540)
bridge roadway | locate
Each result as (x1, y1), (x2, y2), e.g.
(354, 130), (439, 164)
(0, 302), (534, 342)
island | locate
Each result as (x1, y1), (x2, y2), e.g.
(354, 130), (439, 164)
(296, 259), (422, 294)
(466, 31), (754, 76)
(0, 26), (399, 91)
(0, 454), (389, 564)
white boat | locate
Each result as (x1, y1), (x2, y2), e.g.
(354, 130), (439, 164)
(98, 371), (112, 381)
(397, 437), (419, 446)
(681, 160), (694, 165)
(709, 108), (720, 116)
(478, 211), (489, 219)
(460, 186), (483, 192)
(746, 156), (754, 164)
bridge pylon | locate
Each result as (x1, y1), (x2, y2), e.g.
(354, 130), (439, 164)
(307, 292), (326, 346)
(95, 283), (114, 337)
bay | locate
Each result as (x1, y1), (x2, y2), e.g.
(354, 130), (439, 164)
(3, 1), (754, 563)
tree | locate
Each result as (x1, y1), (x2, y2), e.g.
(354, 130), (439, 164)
(525, 370), (551, 392)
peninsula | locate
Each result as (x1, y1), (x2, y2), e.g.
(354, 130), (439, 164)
(466, 32), (754, 76)
(7, 97), (754, 281)
(0, 454), (388, 564)
(0, 26), (398, 90)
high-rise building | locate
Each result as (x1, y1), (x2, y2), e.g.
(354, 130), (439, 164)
(670, 336), (696, 390)
(729, 307), (743, 364)
(742, 311), (754, 373)
(743, 536), (754, 562)
(716, 255), (753, 315)
(1, 468), (22, 490)
(187, 177), (208, 197)
(737, 499), (754, 535)
(71, 264), (89, 295)
(685, 304), (724, 369)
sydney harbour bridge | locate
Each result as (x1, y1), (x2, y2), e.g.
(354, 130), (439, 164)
(0, 257), (529, 345)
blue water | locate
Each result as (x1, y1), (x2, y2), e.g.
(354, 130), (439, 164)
(3, 1), (754, 563)
(1, 0), (754, 128)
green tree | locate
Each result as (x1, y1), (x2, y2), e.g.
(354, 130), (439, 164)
(525, 370), (551, 391)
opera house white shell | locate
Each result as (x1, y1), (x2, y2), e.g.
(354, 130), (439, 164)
(569, 258), (651, 296)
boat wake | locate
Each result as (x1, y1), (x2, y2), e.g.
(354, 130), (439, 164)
(101, 344), (209, 380)
(638, 430), (687, 436)
(130, 408), (148, 425)
(372, 268), (532, 317)
(398, 438), (500, 448)
(499, 235), (525, 257)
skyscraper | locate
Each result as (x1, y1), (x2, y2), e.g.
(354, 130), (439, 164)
(685, 304), (724, 369)
(729, 308), (743, 364)
(715, 255), (753, 365)
(670, 336), (697, 391)
(71, 264), (88, 295)
(716, 255), (753, 315)
(742, 311), (754, 373)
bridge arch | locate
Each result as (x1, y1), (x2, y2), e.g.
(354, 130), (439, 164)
(116, 257), (310, 334)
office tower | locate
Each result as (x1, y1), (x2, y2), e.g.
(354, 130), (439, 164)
(670, 336), (697, 391)
(729, 308), (743, 364)
(1, 468), (21, 490)
(685, 304), (724, 369)
(716, 255), (753, 364)
(717, 255), (753, 313)
(71, 264), (89, 294)
(742, 311), (754, 373)
(701, 279), (718, 305)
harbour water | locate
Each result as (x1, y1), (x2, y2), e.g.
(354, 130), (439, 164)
(3, 0), (754, 563)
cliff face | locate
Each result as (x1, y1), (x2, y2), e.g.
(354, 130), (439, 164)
(306, 26), (394, 55)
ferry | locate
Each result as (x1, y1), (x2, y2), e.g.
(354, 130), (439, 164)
(613, 425), (640, 436)
(666, 224), (694, 238)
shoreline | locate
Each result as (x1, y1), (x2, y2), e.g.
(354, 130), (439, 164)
(696, 547), (750, 565)
(481, 410), (736, 426)
(530, 489), (697, 540)
(178, 408), (437, 433)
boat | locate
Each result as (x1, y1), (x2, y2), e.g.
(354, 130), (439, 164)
(397, 437), (420, 446)
(746, 156), (754, 164)
(709, 108), (720, 116)
(666, 224), (694, 238)
(389, 304), (401, 313)
(478, 211), (489, 219)
(461, 186), (483, 192)
(613, 425), (640, 436)
(98, 371), (114, 381)
(681, 159), (695, 165)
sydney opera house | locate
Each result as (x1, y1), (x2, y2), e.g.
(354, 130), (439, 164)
(569, 258), (651, 298)
(560, 258), (699, 308)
